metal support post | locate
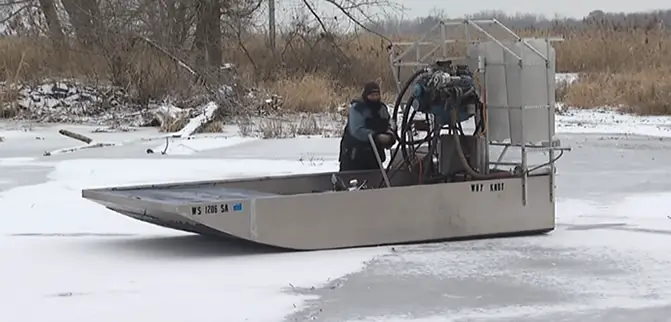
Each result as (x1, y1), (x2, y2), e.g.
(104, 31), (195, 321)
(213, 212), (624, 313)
(368, 134), (392, 188)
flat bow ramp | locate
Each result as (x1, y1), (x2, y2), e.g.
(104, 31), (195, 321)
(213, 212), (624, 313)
(81, 170), (555, 250)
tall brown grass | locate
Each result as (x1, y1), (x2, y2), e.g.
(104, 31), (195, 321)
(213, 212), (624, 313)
(1, 24), (670, 115)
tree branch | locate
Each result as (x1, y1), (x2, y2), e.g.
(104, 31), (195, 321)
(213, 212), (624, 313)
(319, 0), (395, 42)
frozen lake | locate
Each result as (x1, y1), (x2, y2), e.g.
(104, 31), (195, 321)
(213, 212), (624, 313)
(1, 109), (671, 322)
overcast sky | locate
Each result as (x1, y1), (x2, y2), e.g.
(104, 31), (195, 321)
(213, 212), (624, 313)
(275, 0), (670, 23)
(400, 0), (670, 18)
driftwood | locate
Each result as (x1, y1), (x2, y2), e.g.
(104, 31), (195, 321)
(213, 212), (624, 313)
(136, 36), (226, 134)
(43, 101), (219, 157)
(41, 37), (230, 157)
(58, 129), (93, 144)
(44, 142), (119, 156)
(43, 129), (119, 156)
(44, 35), (226, 157)
(175, 101), (220, 138)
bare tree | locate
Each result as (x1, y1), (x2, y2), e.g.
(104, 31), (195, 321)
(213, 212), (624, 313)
(37, 0), (66, 48)
(61, 0), (101, 47)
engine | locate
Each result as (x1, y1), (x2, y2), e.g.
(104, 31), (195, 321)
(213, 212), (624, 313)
(410, 62), (482, 127)
(388, 60), (497, 184)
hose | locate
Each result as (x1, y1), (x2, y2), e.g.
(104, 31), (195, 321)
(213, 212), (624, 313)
(421, 120), (443, 182)
(391, 68), (429, 121)
(449, 107), (513, 180)
(387, 66), (519, 183)
(400, 100), (436, 156)
(386, 67), (433, 177)
(383, 98), (431, 186)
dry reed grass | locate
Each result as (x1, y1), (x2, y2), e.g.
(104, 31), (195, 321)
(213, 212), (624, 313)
(1, 24), (670, 115)
(265, 74), (344, 113)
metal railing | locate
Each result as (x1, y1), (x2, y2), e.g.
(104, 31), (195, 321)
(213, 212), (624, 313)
(387, 19), (569, 205)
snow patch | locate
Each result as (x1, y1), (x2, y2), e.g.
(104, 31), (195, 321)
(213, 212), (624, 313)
(1, 81), (234, 130)
(5, 80), (154, 126)
(556, 72), (579, 84)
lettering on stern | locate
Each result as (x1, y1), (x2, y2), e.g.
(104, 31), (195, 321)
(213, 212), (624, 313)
(190, 202), (243, 216)
(489, 182), (505, 192)
(469, 182), (505, 193)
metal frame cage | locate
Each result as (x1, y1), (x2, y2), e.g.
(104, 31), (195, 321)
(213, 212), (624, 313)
(387, 18), (569, 205)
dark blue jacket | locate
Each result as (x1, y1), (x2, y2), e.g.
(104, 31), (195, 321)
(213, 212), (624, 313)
(346, 99), (391, 141)
(339, 98), (391, 164)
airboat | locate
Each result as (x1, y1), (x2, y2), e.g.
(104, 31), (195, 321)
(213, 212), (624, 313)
(82, 19), (569, 250)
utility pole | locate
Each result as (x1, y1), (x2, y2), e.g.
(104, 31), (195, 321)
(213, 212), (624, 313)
(268, 0), (276, 54)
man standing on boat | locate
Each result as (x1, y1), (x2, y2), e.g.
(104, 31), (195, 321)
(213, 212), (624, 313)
(339, 81), (396, 171)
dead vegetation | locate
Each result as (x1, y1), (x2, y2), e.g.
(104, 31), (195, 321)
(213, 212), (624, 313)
(0, 2), (670, 133)
(564, 69), (671, 115)
(235, 114), (342, 138)
(549, 25), (671, 115)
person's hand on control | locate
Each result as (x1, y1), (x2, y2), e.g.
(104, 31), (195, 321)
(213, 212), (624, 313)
(375, 132), (396, 148)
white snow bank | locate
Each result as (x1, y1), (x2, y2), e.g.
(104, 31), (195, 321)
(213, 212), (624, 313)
(0, 157), (386, 322)
(2, 80), (233, 128)
(556, 108), (671, 137)
(5, 80), (156, 126)
(556, 72), (579, 84)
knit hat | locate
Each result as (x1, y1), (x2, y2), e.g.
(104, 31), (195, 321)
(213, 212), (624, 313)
(362, 81), (381, 97)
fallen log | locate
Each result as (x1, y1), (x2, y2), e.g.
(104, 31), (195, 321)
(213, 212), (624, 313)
(44, 142), (118, 156)
(44, 101), (221, 157)
(58, 129), (93, 144)
(134, 37), (234, 137)
(43, 128), (116, 156)
(174, 101), (220, 138)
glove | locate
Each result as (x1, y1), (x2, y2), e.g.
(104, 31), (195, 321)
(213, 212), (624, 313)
(375, 132), (396, 149)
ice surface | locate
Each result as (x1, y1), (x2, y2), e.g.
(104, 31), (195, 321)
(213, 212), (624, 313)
(3, 106), (671, 322)
(0, 158), (339, 234)
(150, 136), (256, 155)
(0, 157), (38, 166)
(340, 191), (671, 322)
(557, 192), (671, 230)
(0, 139), (387, 322)
(1, 236), (385, 322)
(348, 317), (448, 322)
(556, 108), (671, 137)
